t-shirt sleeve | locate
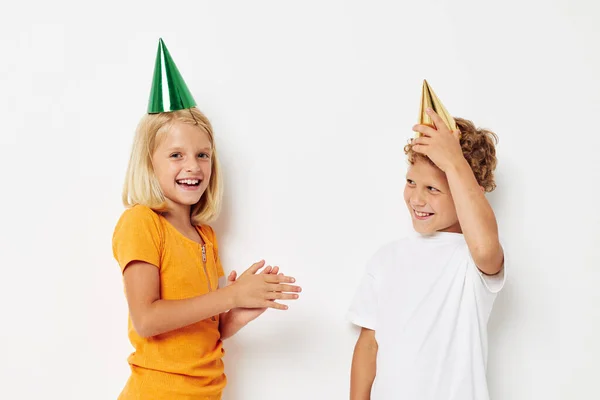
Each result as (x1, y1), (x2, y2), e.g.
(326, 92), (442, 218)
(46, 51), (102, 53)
(347, 258), (380, 330)
(470, 242), (507, 294)
(112, 206), (163, 274)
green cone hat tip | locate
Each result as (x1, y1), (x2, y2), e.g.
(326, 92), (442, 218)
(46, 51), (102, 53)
(147, 38), (197, 114)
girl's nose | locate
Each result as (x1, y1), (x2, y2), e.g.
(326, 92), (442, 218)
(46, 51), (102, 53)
(184, 157), (201, 172)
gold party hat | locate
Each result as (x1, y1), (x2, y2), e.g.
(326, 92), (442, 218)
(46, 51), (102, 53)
(417, 80), (457, 136)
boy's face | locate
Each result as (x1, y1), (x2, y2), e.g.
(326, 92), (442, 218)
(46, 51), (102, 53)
(152, 121), (213, 213)
(403, 158), (461, 234)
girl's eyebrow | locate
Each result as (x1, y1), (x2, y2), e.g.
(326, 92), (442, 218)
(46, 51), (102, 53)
(166, 146), (212, 152)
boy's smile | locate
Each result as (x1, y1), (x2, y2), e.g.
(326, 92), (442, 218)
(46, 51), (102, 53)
(404, 158), (461, 234)
(412, 209), (434, 220)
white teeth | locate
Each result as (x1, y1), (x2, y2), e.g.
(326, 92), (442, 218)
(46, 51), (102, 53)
(415, 210), (432, 217)
(178, 179), (199, 185)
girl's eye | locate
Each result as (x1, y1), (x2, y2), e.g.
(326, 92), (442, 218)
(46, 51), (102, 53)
(406, 179), (415, 185)
(170, 153), (182, 159)
(198, 153), (210, 159)
(428, 186), (439, 192)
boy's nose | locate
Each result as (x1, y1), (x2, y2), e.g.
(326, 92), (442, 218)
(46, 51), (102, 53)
(410, 194), (426, 207)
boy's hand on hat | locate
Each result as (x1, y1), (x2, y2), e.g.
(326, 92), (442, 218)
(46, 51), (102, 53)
(411, 108), (464, 172)
(228, 260), (301, 310)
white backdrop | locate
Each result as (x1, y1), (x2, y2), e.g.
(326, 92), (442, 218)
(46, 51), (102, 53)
(1, 1), (599, 399)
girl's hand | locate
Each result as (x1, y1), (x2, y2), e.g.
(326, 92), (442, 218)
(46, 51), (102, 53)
(411, 108), (465, 172)
(225, 265), (286, 324)
(227, 260), (301, 310)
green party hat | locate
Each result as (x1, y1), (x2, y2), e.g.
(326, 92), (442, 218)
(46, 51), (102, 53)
(147, 38), (197, 113)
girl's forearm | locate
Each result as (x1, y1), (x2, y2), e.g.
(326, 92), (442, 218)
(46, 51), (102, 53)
(134, 286), (236, 338)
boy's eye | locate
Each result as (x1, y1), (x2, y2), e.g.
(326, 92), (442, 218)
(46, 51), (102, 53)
(406, 179), (415, 185)
(428, 186), (439, 192)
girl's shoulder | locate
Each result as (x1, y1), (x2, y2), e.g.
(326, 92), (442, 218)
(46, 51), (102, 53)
(119, 204), (161, 221)
(114, 205), (164, 239)
(112, 205), (166, 269)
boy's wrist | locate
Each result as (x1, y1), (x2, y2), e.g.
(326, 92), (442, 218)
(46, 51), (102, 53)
(444, 157), (471, 179)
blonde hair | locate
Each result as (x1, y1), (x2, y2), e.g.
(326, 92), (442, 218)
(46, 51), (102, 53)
(122, 107), (223, 225)
(404, 117), (499, 192)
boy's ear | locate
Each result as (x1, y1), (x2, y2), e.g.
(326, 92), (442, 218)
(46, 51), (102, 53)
(480, 186), (485, 192)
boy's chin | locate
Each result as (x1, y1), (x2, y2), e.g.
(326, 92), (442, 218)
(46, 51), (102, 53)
(411, 221), (436, 234)
(411, 220), (457, 234)
(412, 221), (461, 234)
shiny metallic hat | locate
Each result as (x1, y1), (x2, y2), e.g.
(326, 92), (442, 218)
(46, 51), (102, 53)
(418, 79), (457, 136)
(147, 38), (196, 114)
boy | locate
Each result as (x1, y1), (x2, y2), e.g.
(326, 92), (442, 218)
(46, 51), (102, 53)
(348, 81), (506, 400)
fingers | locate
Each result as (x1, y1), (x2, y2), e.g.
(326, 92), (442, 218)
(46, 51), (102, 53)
(260, 265), (273, 275)
(425, 108), (451, 134)
(265, 292), (300, 300)
(411, 136), (430, 156)
(259, 265), (279, 275)
(413, 124), (438, 138)
(411, 144), (428, 155)
(412, 136), (431, 146)
(227, 270), (237, 283)
(270, 283), (302, 293)
(241, 260), (266, 276)
(265, 300), (289, 311)
(264, 274), (296, 284)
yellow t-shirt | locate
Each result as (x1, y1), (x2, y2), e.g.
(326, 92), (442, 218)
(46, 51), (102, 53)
(112, 205), (226, 400)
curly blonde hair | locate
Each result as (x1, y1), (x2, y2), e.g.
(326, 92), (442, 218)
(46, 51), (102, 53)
(404, 118), (498, 192)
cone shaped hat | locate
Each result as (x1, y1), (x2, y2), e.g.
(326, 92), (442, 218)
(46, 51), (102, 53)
(418, 80), (456, 136)
(147, 38), (196, 114)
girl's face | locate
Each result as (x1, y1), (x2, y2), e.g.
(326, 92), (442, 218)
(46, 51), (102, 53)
(151, 121), (213, 214)
(403, 158), (461, 234)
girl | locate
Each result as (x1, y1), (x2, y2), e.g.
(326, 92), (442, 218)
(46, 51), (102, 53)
(112, 39), (301, 400)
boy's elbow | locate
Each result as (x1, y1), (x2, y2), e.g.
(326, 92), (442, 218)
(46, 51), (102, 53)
(472, 244), (504, 275)
(355, 328), (378, 354)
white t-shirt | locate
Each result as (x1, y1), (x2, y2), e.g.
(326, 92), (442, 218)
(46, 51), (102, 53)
(348, 231), (506, 400)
